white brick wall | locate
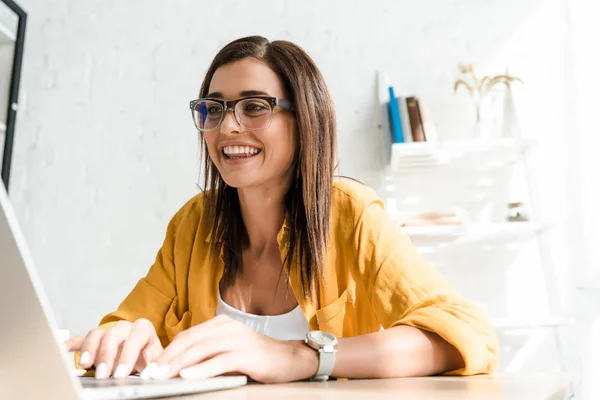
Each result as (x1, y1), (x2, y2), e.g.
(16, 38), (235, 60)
(8, 0), (574, 364)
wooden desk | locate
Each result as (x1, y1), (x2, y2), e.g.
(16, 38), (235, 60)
(157, 374), (579, 400)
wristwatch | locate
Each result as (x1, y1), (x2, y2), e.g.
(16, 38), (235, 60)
(305, 330), (338, 381)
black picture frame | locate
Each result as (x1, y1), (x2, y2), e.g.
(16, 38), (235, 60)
(1, 0), (26, 193)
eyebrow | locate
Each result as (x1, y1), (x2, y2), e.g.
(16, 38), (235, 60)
(240, 90), (271, 97)
(205, 90), (272, 99)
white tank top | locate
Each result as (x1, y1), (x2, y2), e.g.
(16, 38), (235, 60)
(215, 290), (310, 341)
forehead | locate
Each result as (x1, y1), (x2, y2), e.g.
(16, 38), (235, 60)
(207, 58), (285, 99)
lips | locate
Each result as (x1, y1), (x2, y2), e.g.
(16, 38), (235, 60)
(222, 145), (262, 159)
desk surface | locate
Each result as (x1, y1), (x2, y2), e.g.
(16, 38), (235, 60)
(157, 374), (578, 400)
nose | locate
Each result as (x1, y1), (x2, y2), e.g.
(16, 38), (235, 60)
(219, 107), (240, 135)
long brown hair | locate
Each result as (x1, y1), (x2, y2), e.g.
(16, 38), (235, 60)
(198, 36), (336, 298)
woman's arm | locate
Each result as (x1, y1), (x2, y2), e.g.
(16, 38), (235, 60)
(347, 190), (498, 377)
(290, 325), (464, 379)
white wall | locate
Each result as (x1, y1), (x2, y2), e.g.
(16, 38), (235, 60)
(564, 0), (600, 395)
(8, 0), (568, 349)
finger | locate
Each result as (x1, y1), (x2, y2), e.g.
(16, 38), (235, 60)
(154, 316), (231, 367)
(64, 336), (84, 352)
(94, 323), (131, 379)
(134, 338), (163, 374)
(112, 319), (157, 379)
(157, 337), (234, 380)
(78, 329), (106, 368)
(137, 335), (165, 379)
(178, 351), (239, 381)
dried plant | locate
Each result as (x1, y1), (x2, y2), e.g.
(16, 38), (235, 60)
(454, 64), (523, 122)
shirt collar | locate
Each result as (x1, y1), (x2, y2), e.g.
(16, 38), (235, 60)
(205, 214), (291, 243)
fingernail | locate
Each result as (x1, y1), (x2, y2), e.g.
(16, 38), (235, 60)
(79, 352), (91, 366)
(113, 364), (128, 379)
(140, 362), (158, 380)
(179, 367), (198, 380)
(95, 363), (108, 380)
(153, 364), (171, 380)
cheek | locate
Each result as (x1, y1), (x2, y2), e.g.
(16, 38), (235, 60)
(266, 137), (294, 168)
(266, 119), (296, 162)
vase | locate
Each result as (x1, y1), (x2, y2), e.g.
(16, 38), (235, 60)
(472, 87), (505, 140)
(501, 85), (521, 139)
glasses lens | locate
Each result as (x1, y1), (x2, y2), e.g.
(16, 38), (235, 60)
(236, 98), (272, 130)
(193, 100), (223, 131)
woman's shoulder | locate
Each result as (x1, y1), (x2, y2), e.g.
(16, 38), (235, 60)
(332, 178), (382, 210)
(329, 179), (389, 250)
(165, 190), (213, 238)
(331, 178), (385, 229)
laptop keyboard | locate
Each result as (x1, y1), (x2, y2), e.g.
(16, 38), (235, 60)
(79, 376), (168, 389)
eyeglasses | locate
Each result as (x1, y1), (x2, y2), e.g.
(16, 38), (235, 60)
(189, 96), (294, 132)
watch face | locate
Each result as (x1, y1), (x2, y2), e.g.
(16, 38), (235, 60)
(308, 330), (337, 346)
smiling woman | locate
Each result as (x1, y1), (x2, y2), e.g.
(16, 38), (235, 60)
(66, 36), (499, 383)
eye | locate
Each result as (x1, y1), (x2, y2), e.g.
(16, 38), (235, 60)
(244, 102), (269, 115)
(207, 105), (222, 115)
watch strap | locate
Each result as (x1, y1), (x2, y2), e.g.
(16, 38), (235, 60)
(313, 349), (336, 380)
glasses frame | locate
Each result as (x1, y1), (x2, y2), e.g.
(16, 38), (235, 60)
(189, 96), (295, 132)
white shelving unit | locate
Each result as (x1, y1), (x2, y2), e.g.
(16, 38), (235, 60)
(402, 221), (552, 247)
(389, 138), (535, 173)
(492, 316), (572, 331)
(371, 138), (568, 372)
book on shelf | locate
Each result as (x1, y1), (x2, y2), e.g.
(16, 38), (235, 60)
(387, 86), (405, 143)
(397, 208), (471, 227)
(406, 96), (426, 142)
(417, 98), (438, 143)
(387, 92), (437, 144)
(398, 96), (412, 143)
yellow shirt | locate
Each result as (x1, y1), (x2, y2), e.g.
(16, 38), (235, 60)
(99, 179), (498, 375)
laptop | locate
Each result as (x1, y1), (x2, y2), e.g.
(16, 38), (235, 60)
(0, 184), (247, 400)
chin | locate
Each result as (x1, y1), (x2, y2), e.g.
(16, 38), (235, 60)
(220, 174), (257, 189)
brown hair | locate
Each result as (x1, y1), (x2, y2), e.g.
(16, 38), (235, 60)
(198, 36), (336, 298)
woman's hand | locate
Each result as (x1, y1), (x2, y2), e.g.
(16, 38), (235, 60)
(64, 318), (163, 379)
(145, 315), (318, 383)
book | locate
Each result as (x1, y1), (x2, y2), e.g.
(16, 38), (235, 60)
(398, 97), (412, 143)
(387, 86), (404, 143)
(406, 96), (426, 142)
(417, 98), (438, 143)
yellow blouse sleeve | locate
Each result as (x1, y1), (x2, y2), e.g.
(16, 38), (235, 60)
(97, 207), (183, 347)
(353, 197), (499, 375)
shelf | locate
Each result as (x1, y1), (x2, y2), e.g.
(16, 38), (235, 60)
(402, 221), (552, 247)
(0, 22), (15, 45)
(493, 316), (573, 331)
(389, 138), (535, 174)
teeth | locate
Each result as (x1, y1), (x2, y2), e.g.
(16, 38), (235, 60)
(223, 146), (260, 155)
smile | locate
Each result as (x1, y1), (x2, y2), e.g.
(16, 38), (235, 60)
(222, 146), (262, 160)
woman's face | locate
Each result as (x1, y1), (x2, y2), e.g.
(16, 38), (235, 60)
(203, 58), (296, 191)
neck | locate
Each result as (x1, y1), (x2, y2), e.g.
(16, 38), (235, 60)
(237, 181), (291, 256)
